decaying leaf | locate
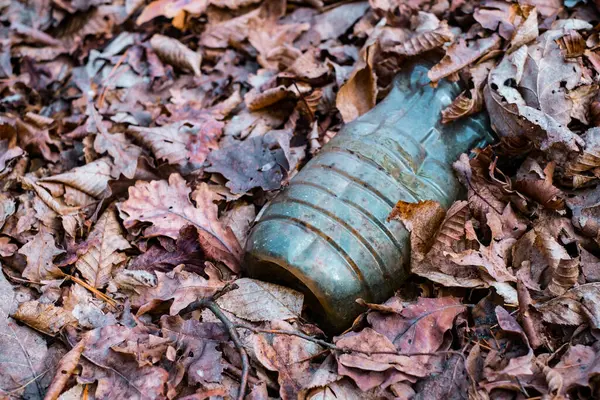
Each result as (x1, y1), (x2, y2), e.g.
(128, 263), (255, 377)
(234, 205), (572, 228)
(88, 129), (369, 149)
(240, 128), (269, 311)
(150, 34), (202, 76)
(18, 231), (65, 281)
(75, 207), (131, 288)
(336, 46), (377, 123)
(215, 278), (303, 322)
(12, 300), (76, 336)
(119, 173), (242, 272)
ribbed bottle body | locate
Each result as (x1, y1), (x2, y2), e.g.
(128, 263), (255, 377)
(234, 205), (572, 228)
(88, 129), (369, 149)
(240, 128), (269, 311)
(245, 63), (494, 331)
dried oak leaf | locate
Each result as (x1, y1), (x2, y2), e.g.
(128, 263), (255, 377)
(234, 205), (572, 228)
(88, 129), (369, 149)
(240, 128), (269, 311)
(367, 296), (466, 354)
(413, 354), (467, 400)
(253, 320), (323, 400)
(119, 173), (241, 272)
(247, 17), (309, 70)
(12, 300), (76, 336)
(128, 225), (205, 275)
(150, 34), (202, 76)
(428, 34), (501, 83)
(206, 129), (294, 195)
(130, 119), (224, 174)
(75, 207), (131, 288)
(336, 45), (377, 123)
(334, 328), (428, 391)
(134, 264), (225, 315)
(18, 231), (65, 281)
(160, 315), (228, 387)
(536, 283), (600, 328)
(215, 278), (303, 322)
(78, 324), (169, 399)
(0, 272), (49, 398)
(38, 157), (113, 198)
(552, 344), (600, 395)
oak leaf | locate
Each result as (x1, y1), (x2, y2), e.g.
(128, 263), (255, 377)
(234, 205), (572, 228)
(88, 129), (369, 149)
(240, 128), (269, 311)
(119, 173), (242, 272)
(94, 131), (142, 179)
(75, 207), (131, 288)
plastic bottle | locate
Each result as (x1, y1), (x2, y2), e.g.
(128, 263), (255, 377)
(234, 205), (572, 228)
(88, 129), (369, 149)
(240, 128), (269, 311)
(245, 61), (495, 331)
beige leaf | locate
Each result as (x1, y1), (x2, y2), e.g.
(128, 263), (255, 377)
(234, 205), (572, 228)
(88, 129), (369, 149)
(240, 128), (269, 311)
(44, 340), (86, 400)
(18, 231), (65, 281)
(336, 47), (377, 123)
(0, 237), (17, 257)
(38, 157), (112, 198)
(150, 34), (202, 76)
(120, 173), (242, 272)
(392, 20), (454, 56)
(12, 300), (76, 336)
(76, 208), (131, 288)
(215, 278), (303, 322)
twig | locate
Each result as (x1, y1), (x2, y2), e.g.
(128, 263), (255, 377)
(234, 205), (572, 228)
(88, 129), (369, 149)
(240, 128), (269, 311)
(65, 274), (117, 308)
(223, 361), (278, 392)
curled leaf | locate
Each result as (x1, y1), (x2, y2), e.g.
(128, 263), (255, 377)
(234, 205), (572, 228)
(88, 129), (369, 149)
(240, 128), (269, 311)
(556, 30), (586, 59)
(391, 21), (454, 56)
(150, 34), (202, 76)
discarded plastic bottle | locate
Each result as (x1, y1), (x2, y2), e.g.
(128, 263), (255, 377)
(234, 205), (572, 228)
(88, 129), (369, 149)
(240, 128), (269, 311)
(245, 61), (495, 331)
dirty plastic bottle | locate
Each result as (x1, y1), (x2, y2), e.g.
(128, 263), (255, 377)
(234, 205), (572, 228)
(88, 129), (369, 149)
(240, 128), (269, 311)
(245, 61), (495, 332)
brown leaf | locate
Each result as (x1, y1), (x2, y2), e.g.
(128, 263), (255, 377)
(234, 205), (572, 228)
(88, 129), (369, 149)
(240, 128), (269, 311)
(150, 34), (202, 76)
(391, 20), (454, 56)
(18, 231), (65, 281)
(244, 84), (298, 112)
(136, 0), (209, 25)
(130, 119), (224, 174)
(0, 272), (49, 398)
(428, 34), (501, 83)
(119, 173), (242, 272)
(160, 315), (228, 387)
(556, 30), (586, 59)
(0, 236), (17, 257)
(253, 320), (323, 400)
(536, 283), (600, 328)
(336, 46), (377, 123)
(413, 354), (467, 400)
(248, 18), (309, 69)
(508, 5), (538, 51)
(206, 129), (296, 195)
(38, 157), (113, 198)
(134, 265), (225, 315)
(367, 296), (466, 353)
(552, 344), (600, 394)
(0, 139), (24, 176)
(79, 324), (169, 399)
(44, 340), (85, 400)
(514, 158), (564, 210)
(215, 278), (303, 322)
(566, 127), (600, 187)
(12, 300), (76, 336)
(75, 207), (131, 288)
(128, 225), (205, 275)
(94, 131), (142, 180)
(334, 328), (427, 391)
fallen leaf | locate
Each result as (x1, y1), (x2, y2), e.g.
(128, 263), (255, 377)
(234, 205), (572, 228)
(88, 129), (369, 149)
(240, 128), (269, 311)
(18, 231), (65, 281)
(38, 157), (113, 198)
(150, 34), (202, 76)
(119, 173), (241, 272)
(130, 119), (224, 174)
(44, 340), (86, 400)
(215, 278), (303, 322)
(336, 46), (376, 123)
(94, 131), (142, 179)
(12, 300), (76, 336)
(428, 34), (501, 83)
(0, 272), (49, 398)
(413, 354), (467, 400)
(206, 129), (295, 195)
(75, 207), (131, 288)
(134, 265), (225, 315)
(536, 283), (600, 328)
(253, 320), (323, 400)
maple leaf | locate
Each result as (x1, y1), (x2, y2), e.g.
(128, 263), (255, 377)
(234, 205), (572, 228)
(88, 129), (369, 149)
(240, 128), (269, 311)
(75, 207), (131, 288)
(134, 265), (225, 315)
(119, 173), (242, 272)
(18, 231), (65, 281)
(130, 119), (224, 174)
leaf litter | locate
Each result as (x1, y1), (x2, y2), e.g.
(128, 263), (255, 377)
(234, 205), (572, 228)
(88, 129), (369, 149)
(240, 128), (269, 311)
(5, 0), (600, 399)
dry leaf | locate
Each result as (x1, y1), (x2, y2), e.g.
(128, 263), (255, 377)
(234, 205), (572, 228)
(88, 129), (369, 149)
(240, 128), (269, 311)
(336, 46), (377, 123)
(18, 231), (65, 281)
(215, 278), (303, 322)
(12, 300), (76, 336)
(119, 173), (242, 272)
(75, 207), (131, 288)
(44, 340), (86, 400)
(38, 158), (113, 198)
(150, 34), (202, 76)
